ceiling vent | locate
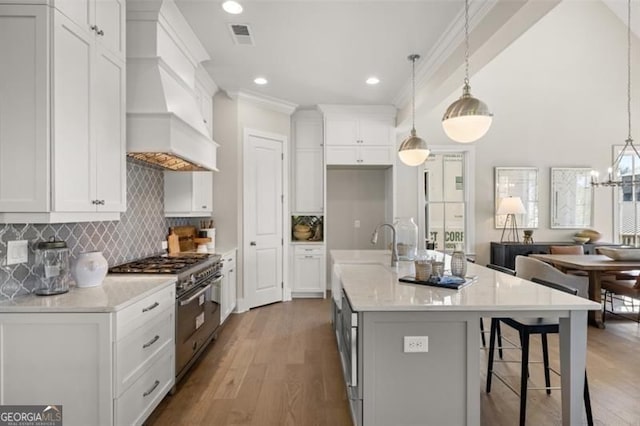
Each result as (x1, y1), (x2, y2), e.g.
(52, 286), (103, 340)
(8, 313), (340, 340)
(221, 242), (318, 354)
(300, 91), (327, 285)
(228, 23), (255, 45)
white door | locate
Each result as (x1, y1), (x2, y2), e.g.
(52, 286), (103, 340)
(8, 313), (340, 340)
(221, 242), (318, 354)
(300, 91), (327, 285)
(244, 131), (284, 308)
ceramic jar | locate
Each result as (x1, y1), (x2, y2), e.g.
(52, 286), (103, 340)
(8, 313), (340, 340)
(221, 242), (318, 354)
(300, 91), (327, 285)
(72, 251), (108, 288)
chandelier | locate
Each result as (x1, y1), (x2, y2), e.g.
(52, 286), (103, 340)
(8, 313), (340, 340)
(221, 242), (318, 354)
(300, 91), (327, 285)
(591, 0), (638, 188)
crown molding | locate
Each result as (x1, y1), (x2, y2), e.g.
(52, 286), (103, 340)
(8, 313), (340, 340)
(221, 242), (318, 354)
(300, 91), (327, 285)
(226, 90), (298, 115)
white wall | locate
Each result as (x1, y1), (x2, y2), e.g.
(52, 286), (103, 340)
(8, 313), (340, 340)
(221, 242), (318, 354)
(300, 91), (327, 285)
(326, 168), (389, 252)
(397, 0), (640, 265)
(212, 93), (292, 301)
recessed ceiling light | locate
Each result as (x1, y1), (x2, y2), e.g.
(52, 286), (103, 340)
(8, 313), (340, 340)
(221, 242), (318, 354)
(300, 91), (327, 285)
(366, 77), (380, 85)
(222, 1), (243, 15)
(254, 77), (268, 85)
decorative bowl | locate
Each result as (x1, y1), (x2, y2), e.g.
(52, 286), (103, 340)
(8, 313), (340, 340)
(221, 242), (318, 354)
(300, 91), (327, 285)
(576, 229), (602, 243)
(293, 230), (312, 240)
(572, 236), (590, 244)
(598, 247), (640, 261)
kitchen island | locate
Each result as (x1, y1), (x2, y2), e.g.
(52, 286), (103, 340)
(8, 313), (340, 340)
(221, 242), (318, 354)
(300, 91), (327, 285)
(331, 250), (599, 426)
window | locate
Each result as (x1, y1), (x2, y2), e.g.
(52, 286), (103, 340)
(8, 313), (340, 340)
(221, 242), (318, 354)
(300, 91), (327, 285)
(614, 147), (640, 245)
(419, 150), (473, 253)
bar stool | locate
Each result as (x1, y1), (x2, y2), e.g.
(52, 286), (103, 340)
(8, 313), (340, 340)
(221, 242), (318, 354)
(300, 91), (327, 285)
(485, 277), (593, 426)
(482, 264), (516, 348)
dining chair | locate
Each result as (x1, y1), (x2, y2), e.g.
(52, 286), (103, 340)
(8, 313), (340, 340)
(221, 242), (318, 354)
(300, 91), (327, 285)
(601, 276), (640, 323)
(548, 245), (587, 276)
(515, 256), (589, 298)
(485, 277), (594, 426)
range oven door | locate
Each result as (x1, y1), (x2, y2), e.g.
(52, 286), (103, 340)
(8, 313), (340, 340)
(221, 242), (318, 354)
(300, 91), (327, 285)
(175, 274), (222, 381)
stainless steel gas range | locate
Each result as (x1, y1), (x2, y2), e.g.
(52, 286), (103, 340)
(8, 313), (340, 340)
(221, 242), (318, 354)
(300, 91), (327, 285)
(109, 253), (222, 382)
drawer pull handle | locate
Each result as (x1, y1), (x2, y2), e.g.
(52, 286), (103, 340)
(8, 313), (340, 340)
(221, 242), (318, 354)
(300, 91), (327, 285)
(143, 380), (160, 397)
(143, 335), (160, 349)
(142, 302), (159, 313)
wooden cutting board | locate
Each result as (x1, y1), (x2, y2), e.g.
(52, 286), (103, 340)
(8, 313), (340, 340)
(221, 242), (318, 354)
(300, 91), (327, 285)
(170, 226), (197, 252)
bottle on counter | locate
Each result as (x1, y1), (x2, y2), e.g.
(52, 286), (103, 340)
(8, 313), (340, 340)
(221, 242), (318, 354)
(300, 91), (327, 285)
(394, 217), (418, 261)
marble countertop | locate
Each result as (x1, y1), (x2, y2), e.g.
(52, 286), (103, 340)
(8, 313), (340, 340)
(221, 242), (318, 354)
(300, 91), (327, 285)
(331, 250), (600, 312)
(0, 275), (176, 313)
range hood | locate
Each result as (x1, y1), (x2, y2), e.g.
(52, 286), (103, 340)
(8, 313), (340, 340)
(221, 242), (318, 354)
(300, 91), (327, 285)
(126, 0), (219, 171)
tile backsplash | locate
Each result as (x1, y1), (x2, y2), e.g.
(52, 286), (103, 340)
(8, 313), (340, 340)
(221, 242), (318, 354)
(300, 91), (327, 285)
(0, 159), (195, 300)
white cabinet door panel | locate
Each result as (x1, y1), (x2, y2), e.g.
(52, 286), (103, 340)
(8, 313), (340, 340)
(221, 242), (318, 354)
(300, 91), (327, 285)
(0, 6), (48, 212)
(295, 119), (323, 149)
(325, 118), (358, 146)
(192, 171), (213, 212)
(94, 48), (125, 211)
(52, 11), (94, 212)
(359, 118), (393, 145)
(53, 0), (91, 33)
(326, 146), (358, 165)
(295, 149), (323, 212)
(360, 146), (393, 165)
(94, 0), (124, 58)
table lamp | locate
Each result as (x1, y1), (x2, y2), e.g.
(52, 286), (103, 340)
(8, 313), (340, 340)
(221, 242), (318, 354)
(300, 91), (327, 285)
(497, 196), (526, 242)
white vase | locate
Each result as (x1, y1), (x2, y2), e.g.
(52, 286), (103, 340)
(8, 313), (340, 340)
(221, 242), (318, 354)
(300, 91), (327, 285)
(72, 251), (108, 288)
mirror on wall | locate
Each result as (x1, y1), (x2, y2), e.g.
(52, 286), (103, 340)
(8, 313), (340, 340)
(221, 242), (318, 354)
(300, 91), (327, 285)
(495, 167), (539, 229)
(550, 167), (593, 229)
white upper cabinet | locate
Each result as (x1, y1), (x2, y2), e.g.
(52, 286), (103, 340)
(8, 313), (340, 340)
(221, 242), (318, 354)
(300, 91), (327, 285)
(292, 111), (324, 213)
(54, 0), (125, 58)
(319, 105), (396, 166)
(164, 171), (213, 217)
(0, 4), (126, 223)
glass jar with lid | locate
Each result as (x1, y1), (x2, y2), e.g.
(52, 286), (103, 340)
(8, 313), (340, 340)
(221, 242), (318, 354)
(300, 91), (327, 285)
(34, 237), (71, 295)
(394, 217), (418, 261)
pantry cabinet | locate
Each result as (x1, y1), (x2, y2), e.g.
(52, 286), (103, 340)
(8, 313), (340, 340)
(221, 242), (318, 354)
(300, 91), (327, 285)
(0, 3), (126, 223)
(292, 111), (324, 213)
(164, 171), (213, 217)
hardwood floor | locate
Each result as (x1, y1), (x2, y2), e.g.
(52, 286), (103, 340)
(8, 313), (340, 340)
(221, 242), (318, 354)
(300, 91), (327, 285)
(146, 298), (640, 426)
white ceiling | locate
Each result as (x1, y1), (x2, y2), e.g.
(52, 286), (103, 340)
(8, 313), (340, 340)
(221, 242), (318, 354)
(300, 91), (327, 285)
(175, 0), (504, 109)
(175, 1), (638, 112)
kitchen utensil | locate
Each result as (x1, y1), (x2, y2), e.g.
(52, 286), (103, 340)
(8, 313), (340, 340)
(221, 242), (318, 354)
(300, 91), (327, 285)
(34, 237), (71, 295)
(168, 230), (180, 254)
(171, 226), (197, 252)
(72, 251), (108, 288)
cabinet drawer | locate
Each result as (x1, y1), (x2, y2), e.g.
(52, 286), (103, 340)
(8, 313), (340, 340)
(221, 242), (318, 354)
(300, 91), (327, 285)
(116, 284), (175, 337)
(115, 347), (174, 426)
(294, 245), (324, 256)
(115, 306), (174, 397)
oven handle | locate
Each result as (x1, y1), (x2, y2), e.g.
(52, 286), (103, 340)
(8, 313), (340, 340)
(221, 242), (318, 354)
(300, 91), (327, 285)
(179, 284), (212, 306)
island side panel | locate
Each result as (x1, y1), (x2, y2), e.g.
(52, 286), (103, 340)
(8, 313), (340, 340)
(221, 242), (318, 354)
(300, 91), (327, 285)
(362, 311), (478, 426)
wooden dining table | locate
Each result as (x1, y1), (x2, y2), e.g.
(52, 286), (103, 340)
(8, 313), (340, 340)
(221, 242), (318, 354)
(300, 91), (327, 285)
(530, 254), (640, 328)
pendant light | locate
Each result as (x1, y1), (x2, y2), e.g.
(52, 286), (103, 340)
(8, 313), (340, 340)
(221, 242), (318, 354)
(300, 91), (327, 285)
(591, 0), (638, 189)
(442, 0), (493, 143)
(398, 54), (430, 167)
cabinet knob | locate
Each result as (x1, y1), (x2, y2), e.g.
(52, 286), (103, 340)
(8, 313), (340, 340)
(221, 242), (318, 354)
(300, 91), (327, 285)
(96, 29), (104, 36)
(250, 241), (257, 246)
(90, 25), (97, 31)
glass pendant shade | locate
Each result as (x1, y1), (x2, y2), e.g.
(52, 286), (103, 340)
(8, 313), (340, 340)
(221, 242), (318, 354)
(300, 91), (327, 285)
(398, 129), (430, 166)
(442, 84), (493, 143)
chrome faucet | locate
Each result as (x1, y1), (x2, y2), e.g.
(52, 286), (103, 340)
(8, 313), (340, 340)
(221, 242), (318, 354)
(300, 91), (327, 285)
(371, 223), (398, 267)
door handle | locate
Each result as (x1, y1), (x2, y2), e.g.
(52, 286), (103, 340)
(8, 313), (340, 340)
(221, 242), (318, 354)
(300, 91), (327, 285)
(250, 241), (256, 246)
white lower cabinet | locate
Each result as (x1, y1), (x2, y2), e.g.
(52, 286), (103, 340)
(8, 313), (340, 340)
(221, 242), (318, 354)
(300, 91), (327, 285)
(0, 284), (175, 426)
(220, 249), (237, 324)
(292, 244), (326, 297)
